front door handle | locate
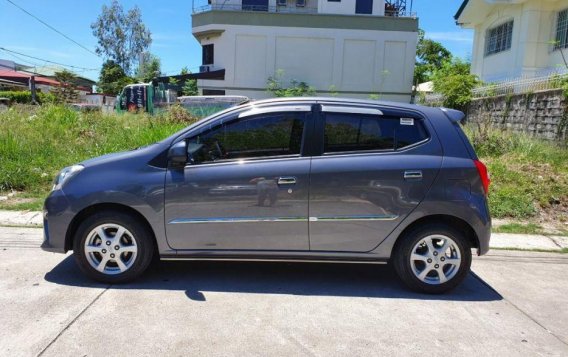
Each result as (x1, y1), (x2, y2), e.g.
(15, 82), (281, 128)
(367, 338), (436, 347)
(404, 170), (423, 180)
(277, 176), (297, 185)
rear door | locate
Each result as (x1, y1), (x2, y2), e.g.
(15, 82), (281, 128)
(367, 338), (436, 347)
(308, 105), (442, 252)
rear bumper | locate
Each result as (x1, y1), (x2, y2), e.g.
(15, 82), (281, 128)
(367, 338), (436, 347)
(477, 218), (491, 256)
(41, 189), (73, 254)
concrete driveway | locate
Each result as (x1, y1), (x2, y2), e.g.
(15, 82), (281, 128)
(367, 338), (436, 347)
(0, 227), (567, 357)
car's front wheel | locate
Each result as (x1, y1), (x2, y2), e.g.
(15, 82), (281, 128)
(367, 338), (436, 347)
(393, 224), (472, 294)
(73, 210), (154, 283)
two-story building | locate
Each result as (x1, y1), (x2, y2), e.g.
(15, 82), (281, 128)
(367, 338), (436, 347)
(455, 0), (568, 82)
(191, 0), (418, 101)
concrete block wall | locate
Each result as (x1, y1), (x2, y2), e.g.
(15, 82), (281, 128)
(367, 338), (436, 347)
(466, 89), (568, 141)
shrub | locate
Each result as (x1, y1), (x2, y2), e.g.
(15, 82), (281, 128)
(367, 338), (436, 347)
(431, 58), (479, 111)
(266, 69), (316, 97)
(0, 91), (56, 105)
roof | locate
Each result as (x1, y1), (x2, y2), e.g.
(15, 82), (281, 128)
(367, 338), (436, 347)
(19, 65), (96, 87)
(454, 0), (469, 21)
(154, 69), (226, 83)
(0, 70), (60, 85)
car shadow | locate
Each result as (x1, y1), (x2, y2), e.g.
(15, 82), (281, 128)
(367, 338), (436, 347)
(44, 256), (502, 302)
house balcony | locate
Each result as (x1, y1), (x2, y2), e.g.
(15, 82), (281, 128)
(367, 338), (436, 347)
(193, 3), (318, 15)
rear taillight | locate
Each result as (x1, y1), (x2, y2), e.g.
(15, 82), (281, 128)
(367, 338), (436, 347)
(474, 160), (490, 194)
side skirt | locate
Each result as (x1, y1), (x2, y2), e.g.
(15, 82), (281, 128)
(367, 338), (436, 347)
(160, 252), (389, 264)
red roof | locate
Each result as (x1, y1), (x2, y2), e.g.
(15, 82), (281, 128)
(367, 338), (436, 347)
(0, 70), (60, 86)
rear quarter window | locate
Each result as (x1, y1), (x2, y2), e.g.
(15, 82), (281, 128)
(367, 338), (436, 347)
(323, 113), (429, 153)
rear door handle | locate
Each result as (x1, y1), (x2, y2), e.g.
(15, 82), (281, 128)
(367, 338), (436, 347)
(277, 176), (297, 185)
(404, 170), (423, 180)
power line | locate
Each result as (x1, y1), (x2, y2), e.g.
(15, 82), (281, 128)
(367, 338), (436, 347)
(5, 0), (99, 57)
(0, 47), (98, 71)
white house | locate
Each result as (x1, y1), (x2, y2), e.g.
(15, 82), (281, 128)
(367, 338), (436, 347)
(191, 0), (418, 101)
(455, 0), (568, 82)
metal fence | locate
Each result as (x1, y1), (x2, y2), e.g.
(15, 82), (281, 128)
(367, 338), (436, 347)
(472, 72), (568, 99)
(193, 4), (318, 14)
(192, 3), (416, 17)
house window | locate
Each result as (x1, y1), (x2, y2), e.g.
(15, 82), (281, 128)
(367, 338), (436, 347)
(202, 44), (214, 65)
(555, 9), (568, 50)
(355, 0), (373, 15)
(296, 0), (305, 7)
(485, 20), (513, 56)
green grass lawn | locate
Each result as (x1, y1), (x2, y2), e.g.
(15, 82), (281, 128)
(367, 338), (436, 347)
(1, 104), (567, 234)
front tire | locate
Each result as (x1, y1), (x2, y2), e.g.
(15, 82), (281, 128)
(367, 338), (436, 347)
(393, 224), (472, 294)
(73, 210), (154, 284)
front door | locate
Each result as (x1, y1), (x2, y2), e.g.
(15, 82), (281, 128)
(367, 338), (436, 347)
(165, 107), (311, 251)
(308, 106), (442, 252)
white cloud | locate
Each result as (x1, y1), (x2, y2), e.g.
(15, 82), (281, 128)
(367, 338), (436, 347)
(426, 32), (474, 43)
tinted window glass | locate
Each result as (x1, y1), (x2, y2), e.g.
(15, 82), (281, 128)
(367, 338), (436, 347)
(324, 113), (428, 153)
(188, 112), (305, 164)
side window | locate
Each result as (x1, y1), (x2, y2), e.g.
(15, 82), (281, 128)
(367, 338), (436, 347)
(323, 113), (428, 153)
(187, 112), (306, 164)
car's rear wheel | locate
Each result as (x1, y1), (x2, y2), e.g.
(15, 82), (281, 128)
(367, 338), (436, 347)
(73, 211), (154, 283)
(393, 224), (472, 294)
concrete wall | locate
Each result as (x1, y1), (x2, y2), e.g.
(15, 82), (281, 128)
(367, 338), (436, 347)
(195, 22), (417, 101)
(466, 0), (568, 82)
(466, 89), (568, 141)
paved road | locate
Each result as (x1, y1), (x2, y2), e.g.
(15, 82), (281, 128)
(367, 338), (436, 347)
(0, 227), (567, 357)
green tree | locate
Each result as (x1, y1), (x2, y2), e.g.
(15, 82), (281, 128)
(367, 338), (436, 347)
(52, 70), (79, 104)
(431, 58), (479, 110)
(135, 53), (161, 82)
(414, 29), (452, 85)
(98, 60), (134, 95)
(91, 0), (152, 75)
(178, 66), (198, 96)
(267, 69), (316, 97)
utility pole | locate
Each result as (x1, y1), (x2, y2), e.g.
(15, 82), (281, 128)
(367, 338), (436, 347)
(29, 76), (37, 104)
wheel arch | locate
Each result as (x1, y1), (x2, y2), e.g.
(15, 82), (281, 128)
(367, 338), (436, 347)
(392, 214), (479, 254)
(65, 203), (157, 252)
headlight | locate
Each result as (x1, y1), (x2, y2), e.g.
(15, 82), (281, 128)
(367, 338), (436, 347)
(52, 164), (84, 191)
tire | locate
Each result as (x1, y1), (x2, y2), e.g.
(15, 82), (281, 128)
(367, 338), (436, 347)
(73, 210), (154, 284)
(393, 223), (472, 294)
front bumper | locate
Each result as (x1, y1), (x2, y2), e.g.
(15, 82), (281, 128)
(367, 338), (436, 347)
(41, 189), (73, 254)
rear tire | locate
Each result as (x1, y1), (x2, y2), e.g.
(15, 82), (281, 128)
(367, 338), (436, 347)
(393, 223), (472, 294)
(73, 210), (154, 284)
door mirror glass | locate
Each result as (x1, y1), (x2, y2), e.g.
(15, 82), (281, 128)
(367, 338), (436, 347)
(168, 141), (188, 167)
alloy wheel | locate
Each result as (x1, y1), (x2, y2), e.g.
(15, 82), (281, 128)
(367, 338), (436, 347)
(84, 223), (138, 275)
(409, 234), (462, 285)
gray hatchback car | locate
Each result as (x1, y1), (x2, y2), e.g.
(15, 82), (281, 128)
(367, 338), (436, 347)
(42, 97), (491, 293)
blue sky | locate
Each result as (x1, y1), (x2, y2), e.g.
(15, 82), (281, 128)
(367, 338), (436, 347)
(0, 0), (473, 81)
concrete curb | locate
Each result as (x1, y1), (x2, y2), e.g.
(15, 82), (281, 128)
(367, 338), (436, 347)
(0, 210), (42, 227)
(0, 210), (566, 251)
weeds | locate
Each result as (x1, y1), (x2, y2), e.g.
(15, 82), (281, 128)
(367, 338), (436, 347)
(0, 104), (188, 197)
(463, 124), (568, 219)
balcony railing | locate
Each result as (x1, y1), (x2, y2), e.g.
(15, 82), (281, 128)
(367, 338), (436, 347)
(192, 3), (416, 17)
(193, 4), (318, 14)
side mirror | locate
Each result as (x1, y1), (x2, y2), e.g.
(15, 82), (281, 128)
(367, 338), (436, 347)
(168, 141), (188, 168)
